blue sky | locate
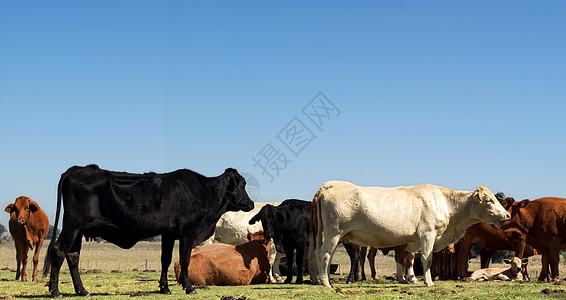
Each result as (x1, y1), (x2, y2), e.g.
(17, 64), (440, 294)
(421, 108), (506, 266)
(1, 1), (565, 228)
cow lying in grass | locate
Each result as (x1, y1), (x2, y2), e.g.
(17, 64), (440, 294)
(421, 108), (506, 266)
(202, 202), (283, 283)
(175, 231), (271, 286)
(468, 257), (527, 281)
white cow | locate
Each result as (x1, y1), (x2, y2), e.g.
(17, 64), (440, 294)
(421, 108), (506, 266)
(469, 257), (526, 281)
(203, 202), (285, 283)
(309, 181), (510, 288)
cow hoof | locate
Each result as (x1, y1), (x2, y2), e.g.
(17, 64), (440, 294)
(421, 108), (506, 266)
(75, 288), (90, 297)
(284, 279), (292, 284)
(185, 287), (197, 294)
(296, 279), (304, 284)
(159, 287), (171, 294)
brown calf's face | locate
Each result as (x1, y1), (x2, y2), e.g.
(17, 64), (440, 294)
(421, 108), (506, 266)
(500, 197), (516, 210)
(508, 199), (530, 214)
(247, 230), (271, 251)
(4, 196), (38, 226)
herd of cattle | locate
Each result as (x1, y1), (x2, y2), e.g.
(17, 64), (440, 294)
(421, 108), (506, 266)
(3, 164), (566, 297)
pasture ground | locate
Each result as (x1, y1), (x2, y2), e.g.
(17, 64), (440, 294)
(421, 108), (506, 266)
(0, 240), (565, 299)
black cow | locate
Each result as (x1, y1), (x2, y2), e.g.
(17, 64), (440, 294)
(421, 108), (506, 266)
(43, 164), (253, 297)
(249, 199), (311, 284)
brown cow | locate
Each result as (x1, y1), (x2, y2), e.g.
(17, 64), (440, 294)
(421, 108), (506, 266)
(502, 197), (566, 282)
(174, 231), (271, 286)
(4, 196), (49, 282)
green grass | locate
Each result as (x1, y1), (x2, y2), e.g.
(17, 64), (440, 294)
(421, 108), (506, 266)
(1, 241), (565, 299)
(1, 269), (565, 299)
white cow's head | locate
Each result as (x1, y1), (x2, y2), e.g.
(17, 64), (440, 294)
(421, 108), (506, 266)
(472, 185), (510, 226)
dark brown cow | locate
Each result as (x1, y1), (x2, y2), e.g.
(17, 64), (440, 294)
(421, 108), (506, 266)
(174, 231), (271, 286)
(502, 197), (566, 282)
(4, 196), (49, 282)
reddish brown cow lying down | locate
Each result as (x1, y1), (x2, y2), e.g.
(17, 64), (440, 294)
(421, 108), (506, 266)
(175, 231), (271, 286)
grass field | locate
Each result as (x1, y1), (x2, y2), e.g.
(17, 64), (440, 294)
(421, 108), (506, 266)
(1, 240), (566, 299)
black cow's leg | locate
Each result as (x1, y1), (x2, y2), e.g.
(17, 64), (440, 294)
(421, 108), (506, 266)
(296, 247), (305, 284)
(360, 246), (367, 281)
(179, 236), (196, 294)
(159, 235), (174, 294)
(49, 229), (79, 298)
(284, 248), (295, 284)
(66, 234), (89, 296)
(344, 243), (360, 284)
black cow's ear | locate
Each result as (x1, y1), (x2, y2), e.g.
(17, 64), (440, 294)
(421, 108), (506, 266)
(225, 168), (237, 174)
(4, 203), (14, 213)
(29, 201), (39, 213)
(249, 214), (259, 225)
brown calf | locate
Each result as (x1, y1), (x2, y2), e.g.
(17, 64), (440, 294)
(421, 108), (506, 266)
(4, 196), (49, 282)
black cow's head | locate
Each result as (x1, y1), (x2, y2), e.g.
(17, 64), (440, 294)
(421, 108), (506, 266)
(223, 168), (254, 212)
(249, 204), (278, 240)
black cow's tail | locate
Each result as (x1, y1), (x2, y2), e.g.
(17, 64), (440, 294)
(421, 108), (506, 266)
(43, 173), (64, 278)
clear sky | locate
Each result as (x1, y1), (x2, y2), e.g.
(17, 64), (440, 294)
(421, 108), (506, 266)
(1, 1), (565, 228)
